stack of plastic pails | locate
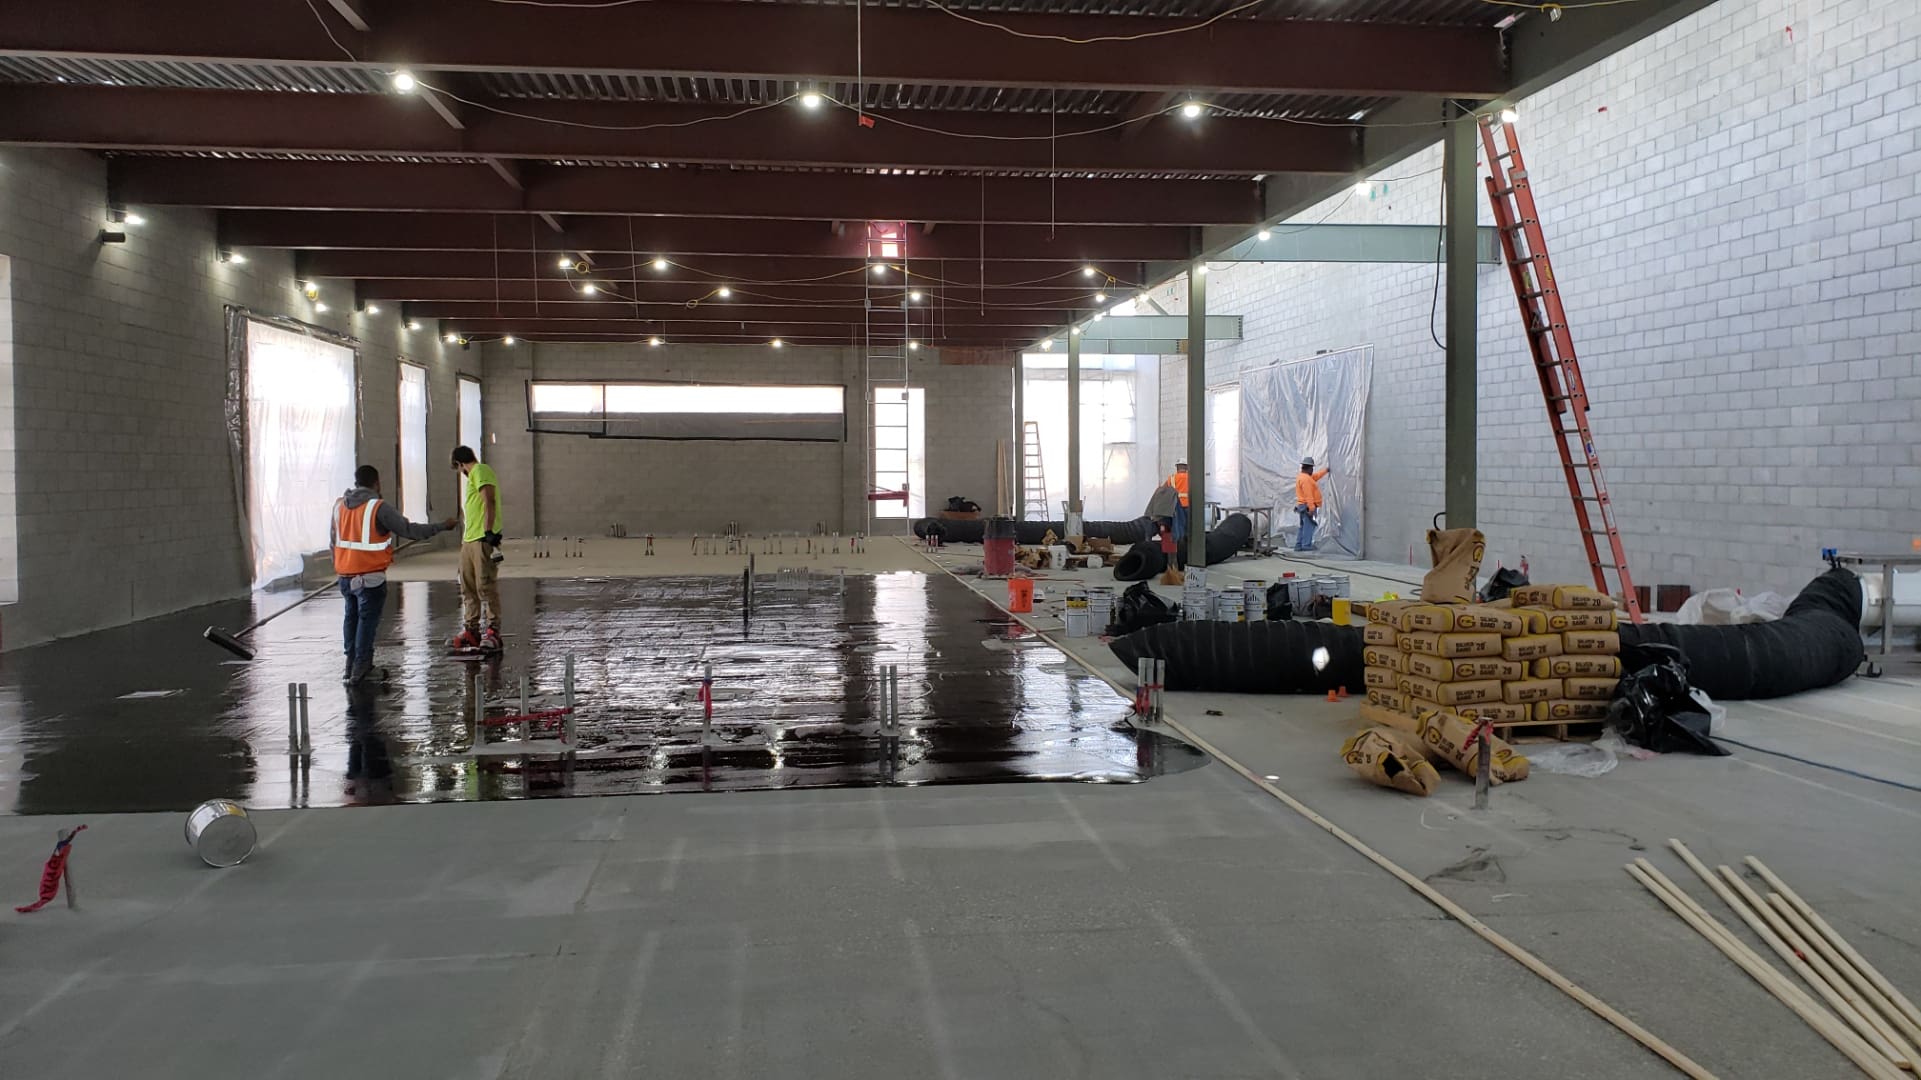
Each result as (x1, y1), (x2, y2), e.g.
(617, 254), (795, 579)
(1181, 566), (1209, 621)
(1242, 579), (1267, 622)
(983, 516), (1017, 577)
(1064, 591), (1090, 637)
(1087, 586), (1115, 634)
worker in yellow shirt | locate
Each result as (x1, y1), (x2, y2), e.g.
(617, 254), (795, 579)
(448, 445), (504, 652)
(1166, 460), (1190, 548)
(1294, 457), (1330, 551)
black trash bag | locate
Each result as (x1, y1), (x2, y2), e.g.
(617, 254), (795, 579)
(1483, 566), (1529, 603)
(945, 496), (981, 513)
(1108, 581), (1179, 637)
(921, 519), (949, 543)
(1607, 644), (1728, 756)
(1265, 581), (1293, 621)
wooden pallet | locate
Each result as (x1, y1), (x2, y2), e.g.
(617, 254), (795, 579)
(1492, 718), (1606, 743)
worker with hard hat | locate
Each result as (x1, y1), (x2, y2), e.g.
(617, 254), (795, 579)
(1294, 457), (1331, 551)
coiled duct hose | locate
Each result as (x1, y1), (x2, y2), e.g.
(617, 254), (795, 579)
(1108, 618), (1368, 693)
(1110, 513), (1254, 581)
(913, 517), (1155, 546)
(1104, 566), (1864, 699)
(1617, 567), (1866, 700)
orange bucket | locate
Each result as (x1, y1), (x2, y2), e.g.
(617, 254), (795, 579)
(1008, 577), (1035, 613)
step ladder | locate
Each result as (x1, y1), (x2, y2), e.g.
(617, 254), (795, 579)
(1020, 421), (1049, 520)
(865, 222), (911, 532)
(1479, 113), (1644, 623)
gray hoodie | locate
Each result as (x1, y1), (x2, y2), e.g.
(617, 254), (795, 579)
(331, 486), (448, 551)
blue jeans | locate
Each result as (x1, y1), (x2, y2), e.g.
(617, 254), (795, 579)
(339, 578), (388, 668)
(1295, 506), (1318, 551)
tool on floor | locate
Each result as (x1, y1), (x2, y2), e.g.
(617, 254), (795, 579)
(15, 824), (85, 913)
(1481, 113), (1642, 623)
(203, 539), (426, 660)
(1463, 715), (1494, 810)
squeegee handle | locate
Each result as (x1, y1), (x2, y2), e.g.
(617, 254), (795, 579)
(232, 539), (427, 639)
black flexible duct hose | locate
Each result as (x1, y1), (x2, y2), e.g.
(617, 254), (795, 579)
(913, 517), (1155, 546)
(1110, 513), (1253, 581)
(1109, 619), (1368, 693)
(1618, 567), (1866, 700)
(1104, 567), (1864, 699)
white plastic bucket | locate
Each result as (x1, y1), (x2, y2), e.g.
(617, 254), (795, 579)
(185, 798), (257, 868)
(1064, 592), (1090, 637)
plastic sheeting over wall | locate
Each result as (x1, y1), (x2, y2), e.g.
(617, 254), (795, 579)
(398, 362), (429, 523)
(1236, 346), (1371, 556)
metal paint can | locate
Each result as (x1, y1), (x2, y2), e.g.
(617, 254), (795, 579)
(1086, 587), (1115, 633)
(1064, 592), (1091, 637)
(1215, 590), (1246, 622)
(1241, 579), (1267, 621)
(185, 798), (257, 868)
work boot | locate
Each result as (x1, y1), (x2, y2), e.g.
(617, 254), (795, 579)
(350, 660), (387, 685)
(342, 657), (355, 685)
(449, 629), (479, 651)
(480, 627), (503, 652)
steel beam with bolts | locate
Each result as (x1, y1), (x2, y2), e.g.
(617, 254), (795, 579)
(295, 251), (1148, 288)
(355, 279), (1110, 307)
(4, 84), (1356, 175)
(409, 304), (1070, 328)
(216, 211), (1197, 261)
(0, 1), (1506, 96)
(110, 158), (1264, 226)
(434, 324), (1037, 346)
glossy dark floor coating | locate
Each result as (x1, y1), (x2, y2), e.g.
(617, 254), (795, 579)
(0, 572), (1202, 814)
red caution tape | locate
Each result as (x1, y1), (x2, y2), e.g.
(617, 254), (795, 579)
(17, 824), (85, 914)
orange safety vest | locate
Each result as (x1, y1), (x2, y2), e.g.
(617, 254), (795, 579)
(333, 498), (394, 576)
(1169, 471), (1190, 507)
(1296, 469), (1329, 512)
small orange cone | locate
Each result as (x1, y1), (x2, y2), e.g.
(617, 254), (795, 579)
(1336, 686), (1349, 700)
(1326, 689), (1339, 702)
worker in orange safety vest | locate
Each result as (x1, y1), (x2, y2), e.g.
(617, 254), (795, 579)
(1294, 457), (1331, 551)
(332, 464), (457, 685)
(1165, 460), (1191, 548)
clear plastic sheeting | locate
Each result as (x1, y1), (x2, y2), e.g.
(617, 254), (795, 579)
(1676, 588), (1789, 625)
(1521, 741), (1619, 777)
(1235, 346), (1372, 555)
(235, 318), (357, 590)
(398, 362), (429, 522)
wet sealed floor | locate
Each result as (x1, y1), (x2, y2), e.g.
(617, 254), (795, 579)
(0, 572), (1202, 814)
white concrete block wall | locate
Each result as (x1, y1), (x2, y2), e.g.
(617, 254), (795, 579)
(0, 148), (475, 648)
(478, 342), (1011, 537)
(1162, 0), (1921, 595)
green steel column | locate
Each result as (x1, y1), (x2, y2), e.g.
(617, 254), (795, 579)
(1444, 101), (1479, 529)
(1066, 329), (1082, 519)
(1186, 262), (1208, 568)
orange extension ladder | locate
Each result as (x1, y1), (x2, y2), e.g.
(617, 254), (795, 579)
(1479, 114), (1644, 623)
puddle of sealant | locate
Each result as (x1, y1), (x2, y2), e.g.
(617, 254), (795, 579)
(0, 572), (1204, 814)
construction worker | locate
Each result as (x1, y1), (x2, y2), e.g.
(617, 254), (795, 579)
(331, 465), (457, 684)
(1294, 457), (1331, 551)
(1166, 460), (1191, 549)
(449, 446), (504, 651)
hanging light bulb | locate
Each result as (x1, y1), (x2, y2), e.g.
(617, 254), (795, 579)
(770, 338), (784, 349)
(1094, 291), (1106, 302)
(1257, 229), (1272, 241)
(717, 286), (732, 298)
(391, 70), (417, 94)
(1500, 108), (1520, 125)
(648, 336), (662, 347)
(800, 89), (823, 110)
(1040, 338), (1054, 350)
(652, 256), (669, 271)
(444, 333), (458, 344)
(1181, 100), (1205, 119)
(557, 255), (573, 270)
(581, 283), (598, 295)
(364, 304), (381, 316)
(407, 320), (421, 332)
(908, 341), (919, 352)
(1082, 266), (1098, 278)
(908, 290), (923, 302)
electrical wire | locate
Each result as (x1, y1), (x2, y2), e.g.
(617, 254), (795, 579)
(1429, 170), (1446, 351)
(1713, 735), (1921, 794)
(918, 0), (1273, 44)
(302, 0), (360, 62)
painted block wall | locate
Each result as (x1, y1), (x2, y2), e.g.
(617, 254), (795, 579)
(1159, 0), (1921, 595)
(479, 342), (1011, 537)
(0, 148), (477, 649)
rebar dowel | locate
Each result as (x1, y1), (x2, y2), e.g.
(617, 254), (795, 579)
(473, 672), (486, 748)
(519, 675), (531, 740)
(287, 682), (299, 753)
(59, 827), (77, 910)
(297, 683), (311, 757)
(1474, 733), (1492, 810)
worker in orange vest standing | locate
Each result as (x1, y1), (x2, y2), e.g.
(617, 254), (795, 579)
(1294, 457), (1331, 552)
(1166, 460), (1191, 549)
(332, 464), (457, 685)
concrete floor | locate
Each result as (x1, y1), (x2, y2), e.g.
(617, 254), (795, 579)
(3, 539), (1918, 1078)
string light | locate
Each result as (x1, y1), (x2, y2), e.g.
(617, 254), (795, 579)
(770, 338), (784, 349)
(365, 304), (381, 315)
(1257, 229), (1272, 241)
(908, 290), (924, 302)
(391, 70), (417, 93)
(648, 336), (662, 347)
(220, 250), (245, 264)
(123, 212), (146, 226)
(716, 286), (732, 298)
(871, 264), (888, 277)
(557, 255), (574, 270)
(652, 256), (668, 271)
(908, 341), (919, 351)
(581, 283), (598, 295)
(1501, 108), (1520, 125)
(503, 335), (516, 345)
(1082, 266), (1097, 278)
(314, 302), (328, 313)
(1040, 338), (1054, 350)
(444, 333), (458, 344)
(800, 90), (823, 109)
(1094, 291), (1106, 302)
(1355, 182), (1371, 196)
(1195, 265), (1208, 276)
(407, 320), (422, 331)
(1181, 101), (1205, 119)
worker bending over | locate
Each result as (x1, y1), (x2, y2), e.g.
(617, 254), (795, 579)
(1294, 457), (1330, 551)
(449, 446), (505, 652)
(1166, 460), (1191, 549)
(332, 465), (457, 684)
